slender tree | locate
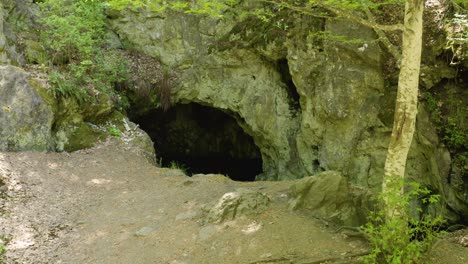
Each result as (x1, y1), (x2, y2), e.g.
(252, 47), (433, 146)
(382, 0), (424, 219)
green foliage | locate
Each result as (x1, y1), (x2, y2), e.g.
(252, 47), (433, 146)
(107, 126), (121, 137)
(169, 161), (188, 174)
(39, 0), (106, 64)
(0, 234), (8, 264)
(48, 71), (89, 104)
(443, 117), (467, 148)
(0, 244), (4, 264)
(38, 0), (130, 109)
(445, 12), (468, 65)
(107, 0), (239, 16)
(423, 92), (467, 150)
(362, 179), (446, 264)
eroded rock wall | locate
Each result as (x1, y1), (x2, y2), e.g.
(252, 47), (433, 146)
(108, 10), (385, 180)
(109, 11), (299, 180)
(0, 65), (53, 151)
(108, 8), (463, 221)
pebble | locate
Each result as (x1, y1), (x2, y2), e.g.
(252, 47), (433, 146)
(198, 225), (217, 241)
(175, 211), (198, 221)
(134, 226), (154, 237)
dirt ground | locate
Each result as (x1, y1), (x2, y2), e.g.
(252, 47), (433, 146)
(0, 138), (467, 264)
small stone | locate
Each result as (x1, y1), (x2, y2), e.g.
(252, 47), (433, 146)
(176, 179), (193, 187)
(460, 235), (468, 247)
(241, 221), (262, 235)
(134, 226), (154, 237)
(198, 225), (217, 241)
(175, 211), (198, 221)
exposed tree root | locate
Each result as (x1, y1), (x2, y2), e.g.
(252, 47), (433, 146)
(333, 226), (370, 240)
(249, 251), (370, 264)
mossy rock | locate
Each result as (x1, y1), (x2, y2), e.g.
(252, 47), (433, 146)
(24, 40), (48, 65)
(0, 65), (54, 151)
(58, 122), (107, 152)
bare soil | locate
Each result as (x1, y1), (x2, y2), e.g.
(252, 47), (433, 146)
(0, 139), (467, 264)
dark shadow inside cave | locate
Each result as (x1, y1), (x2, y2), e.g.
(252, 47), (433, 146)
(277, 58), (300, 113)
(131, 103), (263, 181)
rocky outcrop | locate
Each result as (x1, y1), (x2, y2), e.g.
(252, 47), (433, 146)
(0, 0), (39, 65)
(107, 10), (390, 183)
(108, 11), (304, 180)
(107, 8), (466, 222)
(289, 171), (370, 226)
(203, 188), (270, 224)
(0, 65), (156, 163)
(0, 65), (53, 151)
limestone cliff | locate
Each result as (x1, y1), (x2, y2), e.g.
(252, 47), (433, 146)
(107, 8), (466, 222)
(0, 1), (465, 223)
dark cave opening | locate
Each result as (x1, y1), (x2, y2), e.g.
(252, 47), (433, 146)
(131, 103), (263, 181)
(277, 58), (301, 112)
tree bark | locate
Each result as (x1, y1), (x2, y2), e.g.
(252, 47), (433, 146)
(382, 0), (424, 219)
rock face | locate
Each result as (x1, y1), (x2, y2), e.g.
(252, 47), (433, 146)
(0, 65), (156, 161)
(107, 10), (389, 182)
(108, 9), (465, 222)
(0, 0), (38, 65)
(0, 65), (53, 151)
(289, 171), (370, 226)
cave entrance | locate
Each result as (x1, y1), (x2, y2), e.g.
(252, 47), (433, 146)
(131, 103), (263, 181)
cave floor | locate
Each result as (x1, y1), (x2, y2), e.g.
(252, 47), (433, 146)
(0, 139), (466, 264)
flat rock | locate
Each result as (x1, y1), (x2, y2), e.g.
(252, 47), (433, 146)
(204, 188), (270, 224)
(134, 226), (154, 237)
(175, 211), (199, 221)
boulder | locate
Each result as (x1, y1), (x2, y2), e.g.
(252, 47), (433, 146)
(0, 65), (53, 151)
(0, 0), (38, 66)
(289, 171), (370, 226)
(203, 188), (270, 223)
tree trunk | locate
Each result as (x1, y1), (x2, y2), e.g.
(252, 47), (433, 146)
(382, 0), (424, 219)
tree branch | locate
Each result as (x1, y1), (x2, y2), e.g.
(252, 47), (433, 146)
(362, 4), (402, 65)
(262, 0), (404, 31)
(324, 5), (404, 31)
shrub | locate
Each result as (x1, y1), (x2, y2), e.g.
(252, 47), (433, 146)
(0, 234), (8, 264)
(48, 71), (89, 104)
(169, 161), (188, 174)
(445, 12), (468, 65)
(38, 0), (106, 64)
(361, 179), (446, 264)
(107, 126), (121, 137)
(423, 92), (467, 151)
(38, 0), (130, 110)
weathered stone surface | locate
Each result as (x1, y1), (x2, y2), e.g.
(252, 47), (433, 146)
(109, 11), (301, 180)
(175, 211), (199, 221)
(203, 188), (270, 223)
(0, 0), (38, 65)
(289, 171), (370, 226)
(108, 8), (464, 222)
(118, 117), (157, 165)
(107, 10), (388, 183)
(134, 226), (154, 237)
(1, 67), (156, 160)
(198, 225), (218, 241)
(0, 65), (53, 151)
